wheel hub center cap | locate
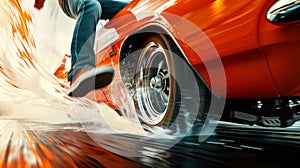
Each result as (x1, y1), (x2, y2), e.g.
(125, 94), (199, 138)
(150, 75), (164, 91)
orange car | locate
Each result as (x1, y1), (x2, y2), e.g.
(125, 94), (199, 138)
(91, 0), (300, 128)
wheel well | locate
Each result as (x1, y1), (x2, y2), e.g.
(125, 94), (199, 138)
(119, 25), (215, 97)
(118, 26), (177, 96)
(120, 26), (171, 62)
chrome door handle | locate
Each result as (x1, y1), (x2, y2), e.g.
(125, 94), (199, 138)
(267, 0), (300, 25)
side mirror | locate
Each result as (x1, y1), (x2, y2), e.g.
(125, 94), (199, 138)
(266, 0), (300, 25)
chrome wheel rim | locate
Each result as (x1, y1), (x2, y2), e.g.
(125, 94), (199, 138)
(137, 42), (172, 126)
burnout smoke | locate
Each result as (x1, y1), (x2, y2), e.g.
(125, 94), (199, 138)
(0, 0), (227, 162)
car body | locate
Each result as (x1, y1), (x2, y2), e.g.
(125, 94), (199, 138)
(92, 0), (300, 127)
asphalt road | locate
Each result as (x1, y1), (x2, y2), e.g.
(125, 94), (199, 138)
(1, 122), (300, 167)
(130, 123), (300, 168)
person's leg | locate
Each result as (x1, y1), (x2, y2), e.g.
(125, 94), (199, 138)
(60, 0), (116, 97)
(60, 0), (102, 81)
(97, 0), (131, 19)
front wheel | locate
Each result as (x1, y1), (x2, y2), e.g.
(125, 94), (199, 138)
(121, 33), (210, 132)
(135, 36), (178, 126)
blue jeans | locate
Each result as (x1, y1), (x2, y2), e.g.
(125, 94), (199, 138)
(60, 0), (130, 81)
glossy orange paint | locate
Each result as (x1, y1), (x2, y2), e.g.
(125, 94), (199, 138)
(258, 0), (300, 97)
(161, 0), (279, 98)
(95, 0), (300, 100)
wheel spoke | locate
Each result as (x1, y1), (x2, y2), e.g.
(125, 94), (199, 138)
(157, 60), (163, 76)
(160, 92), (169, 102)
(153, 91), (164, 113)
(162, 73), (169, 80)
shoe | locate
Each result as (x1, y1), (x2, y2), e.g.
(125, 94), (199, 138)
(68, 66), (114, 97)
